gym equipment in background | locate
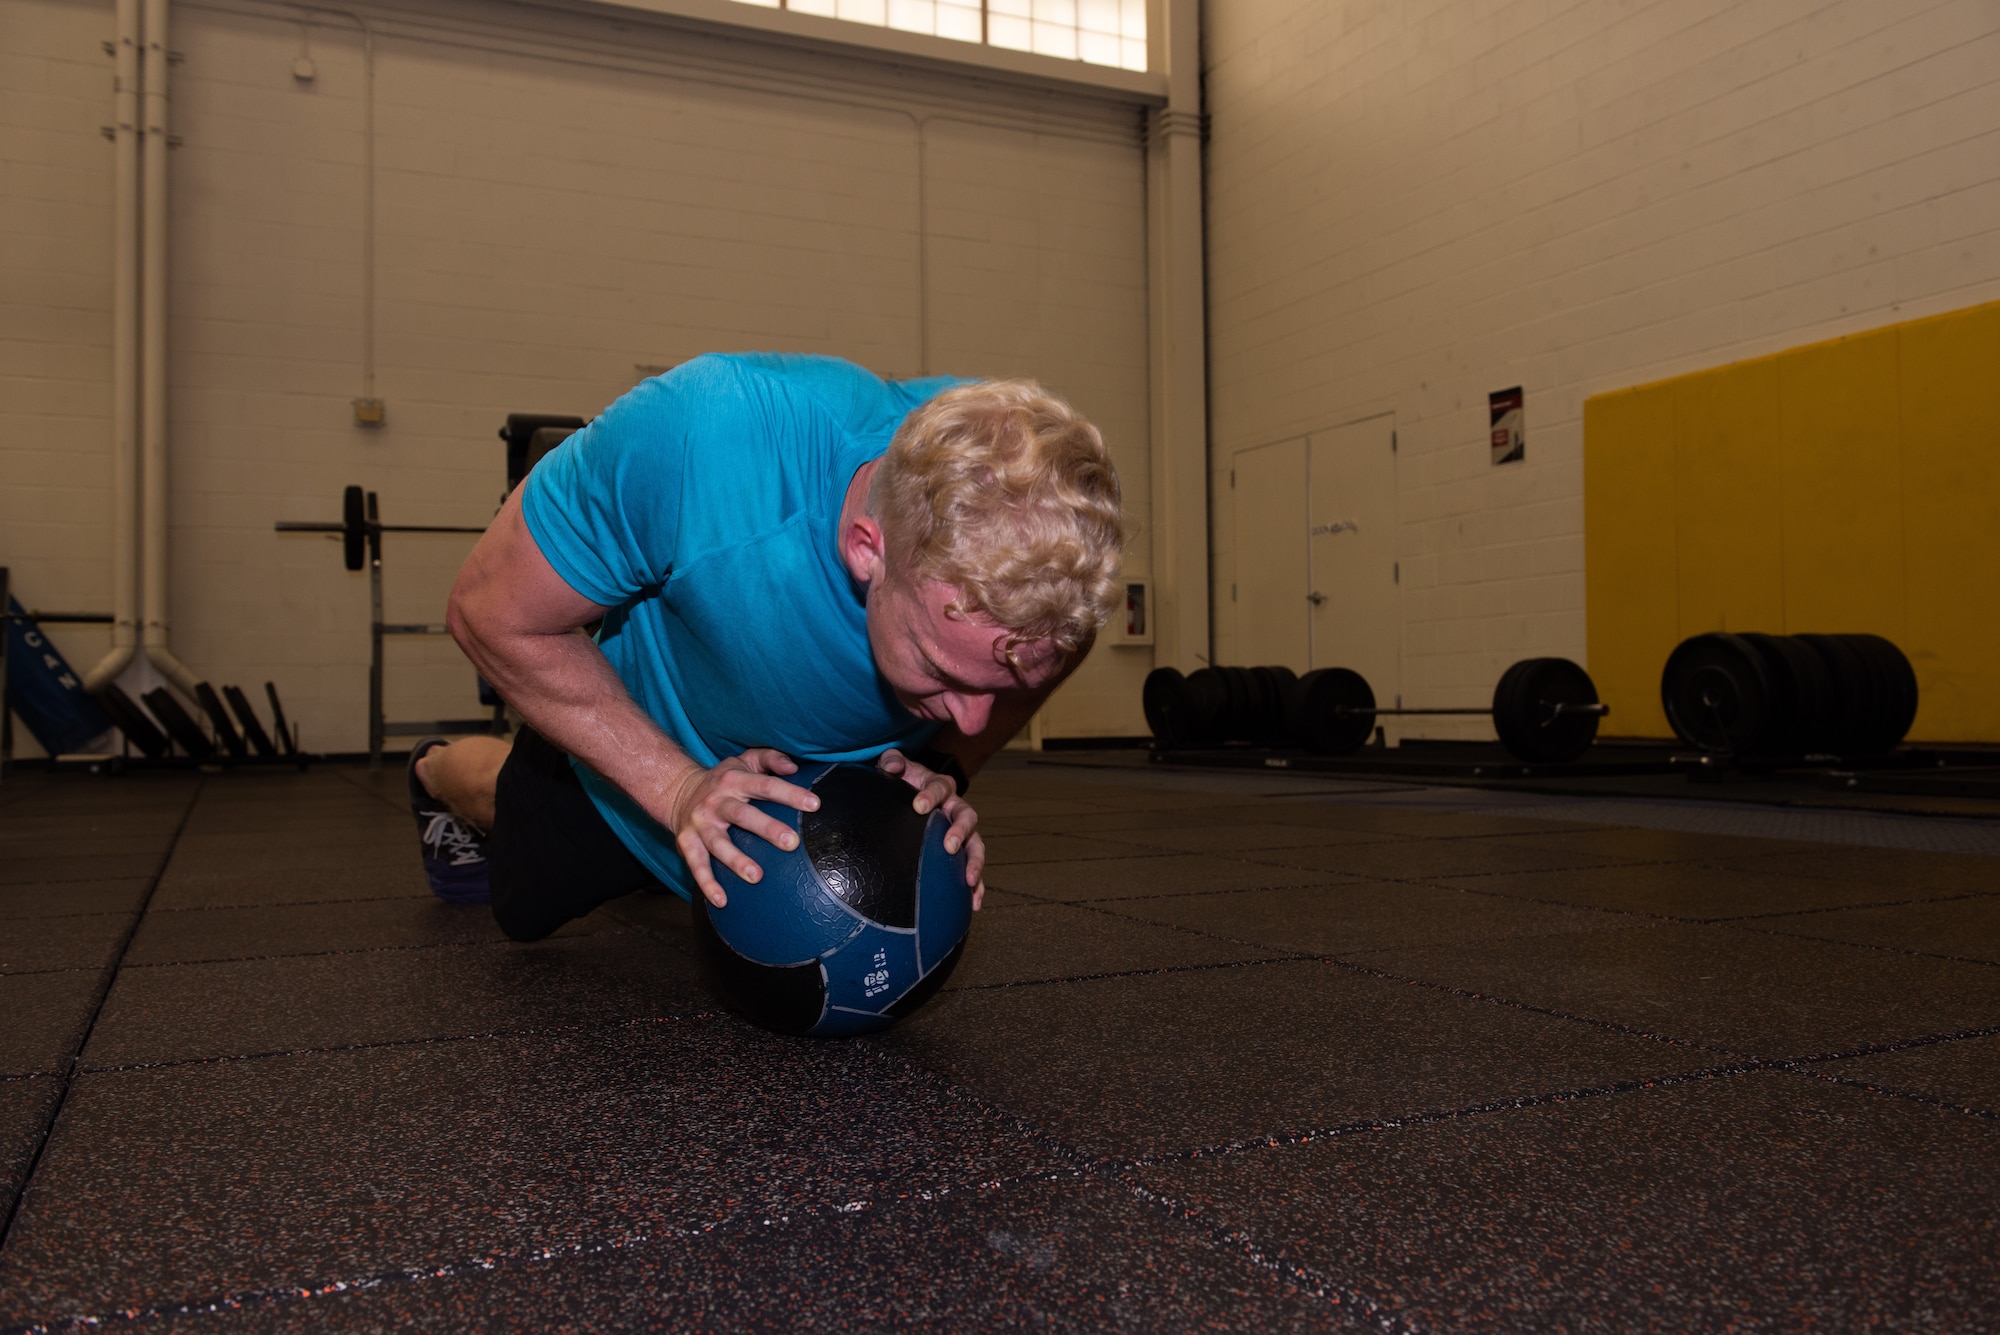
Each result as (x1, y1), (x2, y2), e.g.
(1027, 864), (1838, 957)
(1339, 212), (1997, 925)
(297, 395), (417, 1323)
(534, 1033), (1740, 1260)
(1660, 632), (1918, 758)
(275, 486), (505, 768)
(1144, 658), (1606, 763)
(1, 567), (299, 778)
(499, 414), (587, 494)
(692, 762), (972, 1038)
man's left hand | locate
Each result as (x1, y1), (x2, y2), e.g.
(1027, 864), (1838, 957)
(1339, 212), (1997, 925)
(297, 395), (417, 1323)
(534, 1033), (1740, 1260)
(876, 748), (986, 910)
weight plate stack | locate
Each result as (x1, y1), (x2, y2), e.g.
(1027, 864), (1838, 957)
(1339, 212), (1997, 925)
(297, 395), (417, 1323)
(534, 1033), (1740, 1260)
(1660, 633), (1777, 753)
(1492, 657), (1600, 763)
(1791, 634), (1872, 756)
(1248, 665), (1297, 743)
(1843, 633), (1920, 754)
(1737, 633), (1834, 758)
(1181, 667), (1231, 747)
(1288, 667), (1376, 755)
(1142, 667), (1191, 746)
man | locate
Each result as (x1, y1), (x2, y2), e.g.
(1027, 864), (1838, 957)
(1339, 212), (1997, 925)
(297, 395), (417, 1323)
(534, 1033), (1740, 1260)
(408, 352), (1125, 941)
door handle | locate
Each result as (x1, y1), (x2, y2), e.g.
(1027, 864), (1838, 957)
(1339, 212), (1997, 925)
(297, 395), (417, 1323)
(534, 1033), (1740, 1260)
(1307, 591), (1327, 606)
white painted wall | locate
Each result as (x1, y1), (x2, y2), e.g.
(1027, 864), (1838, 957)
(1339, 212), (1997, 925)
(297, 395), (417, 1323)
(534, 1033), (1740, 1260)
(2, 0), (1152, 756)
(1205, 0), (2000, 732)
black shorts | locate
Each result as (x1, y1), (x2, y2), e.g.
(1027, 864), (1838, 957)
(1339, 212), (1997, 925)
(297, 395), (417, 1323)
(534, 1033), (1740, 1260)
(489, 725), (665, 941)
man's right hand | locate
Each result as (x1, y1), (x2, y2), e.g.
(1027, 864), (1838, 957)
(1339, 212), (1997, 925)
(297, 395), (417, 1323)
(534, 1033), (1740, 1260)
(663, 749), (821, 909)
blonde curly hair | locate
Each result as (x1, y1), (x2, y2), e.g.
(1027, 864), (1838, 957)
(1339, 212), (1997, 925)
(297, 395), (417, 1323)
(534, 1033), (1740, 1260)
(870, 379), (1125, 657)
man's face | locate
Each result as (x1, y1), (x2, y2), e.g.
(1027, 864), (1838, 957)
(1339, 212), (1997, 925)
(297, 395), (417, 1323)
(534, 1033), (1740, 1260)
(866, 572), (1064, 738)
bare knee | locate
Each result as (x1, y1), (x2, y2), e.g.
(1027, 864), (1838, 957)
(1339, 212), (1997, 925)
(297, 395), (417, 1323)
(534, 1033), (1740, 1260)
(416, 736), (511, 832)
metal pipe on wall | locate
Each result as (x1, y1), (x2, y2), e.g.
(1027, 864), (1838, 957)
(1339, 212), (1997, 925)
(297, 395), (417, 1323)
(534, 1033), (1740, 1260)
(84, 0), (143, 693)
(140, 0), (199, 697)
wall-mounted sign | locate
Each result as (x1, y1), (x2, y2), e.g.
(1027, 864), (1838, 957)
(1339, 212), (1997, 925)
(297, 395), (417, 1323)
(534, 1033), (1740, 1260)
(1490, 385), (1524, 465)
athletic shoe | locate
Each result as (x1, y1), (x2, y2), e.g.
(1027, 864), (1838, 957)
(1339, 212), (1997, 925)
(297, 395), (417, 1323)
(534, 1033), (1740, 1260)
(407, 737), (492, 904)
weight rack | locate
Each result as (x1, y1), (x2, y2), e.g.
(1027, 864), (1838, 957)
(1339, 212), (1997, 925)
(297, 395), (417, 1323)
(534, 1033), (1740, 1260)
(275, 487), (505, 769)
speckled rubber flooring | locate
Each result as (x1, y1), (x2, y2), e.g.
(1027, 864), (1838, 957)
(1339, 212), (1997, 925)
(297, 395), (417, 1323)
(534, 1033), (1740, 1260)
(3, 757), (1998, 1332)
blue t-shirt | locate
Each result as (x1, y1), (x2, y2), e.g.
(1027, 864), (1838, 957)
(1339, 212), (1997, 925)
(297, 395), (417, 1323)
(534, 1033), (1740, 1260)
(521, 353), (968, 899)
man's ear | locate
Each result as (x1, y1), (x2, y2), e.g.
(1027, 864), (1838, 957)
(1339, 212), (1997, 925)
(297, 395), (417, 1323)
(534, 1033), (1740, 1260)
(839, 513), (889, 588)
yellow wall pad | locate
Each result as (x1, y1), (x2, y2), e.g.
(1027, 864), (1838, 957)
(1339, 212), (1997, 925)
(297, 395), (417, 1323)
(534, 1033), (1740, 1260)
(1584, 297), (2000, 743)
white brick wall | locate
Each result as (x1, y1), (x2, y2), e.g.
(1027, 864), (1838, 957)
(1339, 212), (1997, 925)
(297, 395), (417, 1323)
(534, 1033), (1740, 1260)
(1205, 0), (2000, 731)
(1, 0), (116, 688)
(3, 0), (1150, 755)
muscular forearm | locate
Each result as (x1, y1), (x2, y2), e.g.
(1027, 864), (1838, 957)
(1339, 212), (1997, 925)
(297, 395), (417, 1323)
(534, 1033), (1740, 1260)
(452, 613), (701, 828)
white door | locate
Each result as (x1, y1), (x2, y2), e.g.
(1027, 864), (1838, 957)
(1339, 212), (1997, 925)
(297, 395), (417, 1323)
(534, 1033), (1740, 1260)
(1232, 437), (1311, 671)
(1308, 417), (1400, 712)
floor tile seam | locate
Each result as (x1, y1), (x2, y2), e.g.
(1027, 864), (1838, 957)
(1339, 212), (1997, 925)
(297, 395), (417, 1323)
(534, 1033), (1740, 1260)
(0, 1170), (1109, 1335)
(1060, 895), (1388, 956)
(72, 1009), (722, 1078)
(1320, 955), (1748, 1058)
(1118, 1059), (1782, 1172)
(331, 764), (423, 816)
(1712, 888), (2000, 923)
(1308, 849), (1771, 883)
(1784, 1020), (2000, 1066)
(0, 964), (121, 981)
(0, 874), (171, 890)
(1076, 833), (1415, 856)
(115, 932), (597, 971)
(1713, 919), (2000, 972)
(0, 911), (137, 926)
(139, 893), (435, 914)
(948, 952), (1320, 994)
(0, 776), (204, 1252)
(1057, 903), (1733, 1053)
(987, 876), (1358, 905)
(1109, 1176), (1427, 1334)
(1790, 1064), (2000, 1122)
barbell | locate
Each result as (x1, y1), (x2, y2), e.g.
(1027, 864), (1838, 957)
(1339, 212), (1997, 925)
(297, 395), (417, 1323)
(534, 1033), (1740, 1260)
(1144, 657), (1608, 763)
(274, 485), (488, 570)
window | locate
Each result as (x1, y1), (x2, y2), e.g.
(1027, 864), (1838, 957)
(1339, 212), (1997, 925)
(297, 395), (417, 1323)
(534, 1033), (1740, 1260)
(732, 0), (1148, 72)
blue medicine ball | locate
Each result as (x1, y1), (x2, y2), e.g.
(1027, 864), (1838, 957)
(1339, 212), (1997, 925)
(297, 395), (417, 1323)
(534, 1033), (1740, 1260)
(692, 761), (972, 1038)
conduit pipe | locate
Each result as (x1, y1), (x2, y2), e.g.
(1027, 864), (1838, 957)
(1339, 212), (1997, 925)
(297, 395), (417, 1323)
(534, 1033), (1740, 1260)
(139, 0), (199, 697)
(83, 0), (143, 692)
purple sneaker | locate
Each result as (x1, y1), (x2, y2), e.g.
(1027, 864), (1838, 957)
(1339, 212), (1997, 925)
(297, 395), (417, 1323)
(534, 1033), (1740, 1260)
(408, 737), (491, 904)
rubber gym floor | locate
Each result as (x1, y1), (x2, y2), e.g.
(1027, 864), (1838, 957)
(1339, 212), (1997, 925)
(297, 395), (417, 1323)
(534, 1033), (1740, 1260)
(3, 755), (1997, 1331)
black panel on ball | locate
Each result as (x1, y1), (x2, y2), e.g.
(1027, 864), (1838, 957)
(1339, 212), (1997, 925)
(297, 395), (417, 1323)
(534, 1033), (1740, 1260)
(692, 898), (828, 1036)
(801, 766), (926, 929)
(885, 938), (966, 1020)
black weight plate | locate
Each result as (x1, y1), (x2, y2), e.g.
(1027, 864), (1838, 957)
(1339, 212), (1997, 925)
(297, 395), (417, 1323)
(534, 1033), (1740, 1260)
(1221, 666), (1257, 743)
(1846, 634), (1918, 750)
(194, 682), (247, 759)
(1282, 669), (1320, 744)
(1781, 636), (1841, 756)
(1739, 632), (1835, 758)
(1296, 667), (1375, 755)
(1761, 634), (1839, 756)
(223, 684), (277, 758)
(1241, 666), (1274, 741)
(1182, 667), (1230, 748)
(265, 681), (298, 756)
(94, 682), (170, 759)
(142, 686), (215, 760)
(342, 485), (367, 571)
(1489, 658), (1543, 759)
(1253, 665), (1297, 743)
(1660, 633), (1774, 753)
(1496, 657), (1600, 762)
(1142, 667), (1190, 745)
(1793, 634), (1871, 756)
